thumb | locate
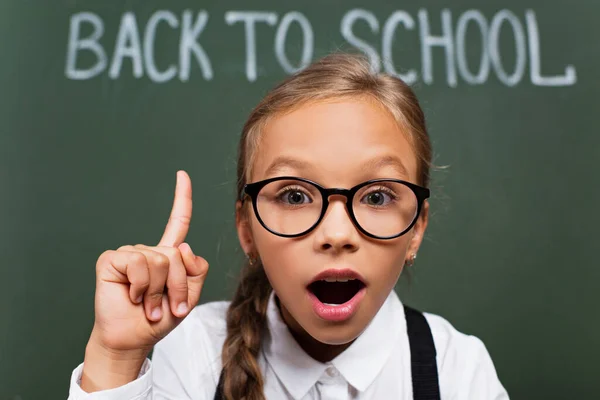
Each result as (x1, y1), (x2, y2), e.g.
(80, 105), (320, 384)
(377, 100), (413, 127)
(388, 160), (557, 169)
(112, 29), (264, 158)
(178, 243), (209, 308)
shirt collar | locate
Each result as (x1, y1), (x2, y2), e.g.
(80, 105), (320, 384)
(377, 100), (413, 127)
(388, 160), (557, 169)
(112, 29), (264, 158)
(262, 290), (405, 399)
(331, 291), (405, 391)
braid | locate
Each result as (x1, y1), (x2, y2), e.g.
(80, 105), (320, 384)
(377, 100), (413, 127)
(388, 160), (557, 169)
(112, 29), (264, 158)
(221, 261), (272, 400)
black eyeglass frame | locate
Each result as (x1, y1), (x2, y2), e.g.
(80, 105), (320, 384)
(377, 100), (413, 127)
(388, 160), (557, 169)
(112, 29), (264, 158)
(240, 176), (430, 240)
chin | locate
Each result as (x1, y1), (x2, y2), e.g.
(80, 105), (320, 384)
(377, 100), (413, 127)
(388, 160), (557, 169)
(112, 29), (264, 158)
(309, 329), (361, 346)
(302, 310), (373, 346)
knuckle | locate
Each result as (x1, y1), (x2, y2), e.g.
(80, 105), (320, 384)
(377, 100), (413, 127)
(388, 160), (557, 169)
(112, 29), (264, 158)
(129, 271), (150, 287)
(96, 250), (114, 269)
(117, 244), (134, 252)
(153, 253), (170, 269)
(170, 215), (191, 226)
(132, 280), (150, 292)
(148, 255), (169, 271)
(162, 246), (180, 259)
(129, 252), (147, 266)
(147, 291), (164, 302)
(167, 280), (188, 294)
(97, 249), (113, 261)
(195, 257), (209, 274)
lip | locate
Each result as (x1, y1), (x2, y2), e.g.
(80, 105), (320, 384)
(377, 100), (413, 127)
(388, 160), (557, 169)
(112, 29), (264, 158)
(307, 268), (367, 322)
(308, 287), (366, 322)
(308, 268), (367, 285)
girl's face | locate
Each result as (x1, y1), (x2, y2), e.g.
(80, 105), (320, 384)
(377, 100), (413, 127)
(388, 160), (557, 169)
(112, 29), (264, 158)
(237, 97), (428, 350)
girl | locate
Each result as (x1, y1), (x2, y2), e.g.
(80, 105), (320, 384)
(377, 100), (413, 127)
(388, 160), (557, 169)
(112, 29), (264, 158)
(68, 53), (509, 399)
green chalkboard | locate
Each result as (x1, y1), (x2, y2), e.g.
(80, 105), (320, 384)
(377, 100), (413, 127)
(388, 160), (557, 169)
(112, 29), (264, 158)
(1, 0), (598, 399)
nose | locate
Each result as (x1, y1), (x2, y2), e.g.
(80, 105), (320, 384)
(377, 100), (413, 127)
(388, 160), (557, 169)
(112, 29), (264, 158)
(313, 197), (359, 254)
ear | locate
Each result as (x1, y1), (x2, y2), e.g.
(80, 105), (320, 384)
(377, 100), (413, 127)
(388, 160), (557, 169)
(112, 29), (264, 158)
(236, 200), (254, 256)
(407, 200), (429, 258)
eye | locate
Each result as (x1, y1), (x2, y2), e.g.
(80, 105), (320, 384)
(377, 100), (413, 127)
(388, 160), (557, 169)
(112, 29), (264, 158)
(277, 187), (313, 205)
(360, 187), (397, 207)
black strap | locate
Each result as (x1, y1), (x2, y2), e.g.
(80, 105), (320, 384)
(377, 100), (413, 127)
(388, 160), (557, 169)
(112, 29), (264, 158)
(404, 304), (441, 400)
(213, 305), (440, 399)
(213, 370), (225, 400)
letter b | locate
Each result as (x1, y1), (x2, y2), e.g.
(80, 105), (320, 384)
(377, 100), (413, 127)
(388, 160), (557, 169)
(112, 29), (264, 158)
(65, 12), (107, 80)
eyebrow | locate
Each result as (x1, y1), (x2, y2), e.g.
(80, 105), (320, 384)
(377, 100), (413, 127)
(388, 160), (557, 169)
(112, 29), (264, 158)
(264, 156), (314, 177)
(264, 155), (409, 179)
(361, 155), (409, 178)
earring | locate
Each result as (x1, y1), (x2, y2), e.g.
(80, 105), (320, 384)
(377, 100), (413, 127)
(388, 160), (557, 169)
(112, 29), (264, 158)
(405, 253), (417, 267)
(246, 253), (257, 266)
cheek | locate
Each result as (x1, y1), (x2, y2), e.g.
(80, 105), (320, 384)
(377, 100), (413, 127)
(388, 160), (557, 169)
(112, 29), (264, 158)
(250, 218), (308, 291)
(365, 237), (411, 293)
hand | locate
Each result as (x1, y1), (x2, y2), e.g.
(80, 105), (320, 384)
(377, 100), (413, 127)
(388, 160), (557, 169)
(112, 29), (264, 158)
(83, 171), (208, 389)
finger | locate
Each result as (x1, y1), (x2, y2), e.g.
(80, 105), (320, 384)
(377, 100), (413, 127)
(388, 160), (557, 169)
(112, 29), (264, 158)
(137, 244), (189, 318)
(141, 247), (170, 322)
(126, 246), (170, 304)
(179, 243), (209, 308)
(97, 250), (150, 303)
(158, 170), (193, 248)
(128, 257), (150, 305)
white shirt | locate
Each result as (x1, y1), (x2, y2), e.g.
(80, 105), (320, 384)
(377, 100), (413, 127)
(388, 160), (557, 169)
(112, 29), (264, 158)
(68, 291), (509, 399)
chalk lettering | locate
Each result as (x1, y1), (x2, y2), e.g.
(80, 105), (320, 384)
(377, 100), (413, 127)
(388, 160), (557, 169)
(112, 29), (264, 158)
(180, 10), (213, 81)
(455, 10), (490, 85)
(419, 9), (457, 87)
(225, 11), (278, 82)
(65, 12), (107, 80)
(488, 10), (526, 87)
(275, 11), (314, 74)
(109, 12), (144, 79)
(144, 10), (178, 83)
(525, 10), (577, 86)
(382, 11), (417, 84)
(340, 9), (381, 73)
(62, 8), (579, 87)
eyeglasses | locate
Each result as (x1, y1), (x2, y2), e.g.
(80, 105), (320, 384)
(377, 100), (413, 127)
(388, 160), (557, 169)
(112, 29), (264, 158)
(240, 176), (430, 240)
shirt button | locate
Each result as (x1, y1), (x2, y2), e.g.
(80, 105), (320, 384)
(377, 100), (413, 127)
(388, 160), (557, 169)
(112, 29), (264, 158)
(325, 366), (338, 377)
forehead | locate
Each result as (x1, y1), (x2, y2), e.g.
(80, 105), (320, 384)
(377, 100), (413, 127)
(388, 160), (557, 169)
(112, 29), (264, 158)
(252, 97), (419, 184)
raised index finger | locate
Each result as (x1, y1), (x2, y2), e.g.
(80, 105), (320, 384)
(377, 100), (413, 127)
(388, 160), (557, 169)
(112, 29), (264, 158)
(158, 170), (193, 247)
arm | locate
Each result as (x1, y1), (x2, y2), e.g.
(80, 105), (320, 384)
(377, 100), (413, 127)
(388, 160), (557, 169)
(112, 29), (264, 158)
(80, 337), (149, 391)
(68, 306), (218, 400)
(68, 361), (152, 400)
(68, 335), (152, 399)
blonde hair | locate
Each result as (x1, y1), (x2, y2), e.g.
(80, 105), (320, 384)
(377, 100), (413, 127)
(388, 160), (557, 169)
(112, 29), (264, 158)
(220, 52), (432, 400)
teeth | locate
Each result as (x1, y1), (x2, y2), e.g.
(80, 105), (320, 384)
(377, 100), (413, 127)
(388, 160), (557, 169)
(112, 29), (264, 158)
(323, 303), (342, 306)
(323, 277), (354, 283)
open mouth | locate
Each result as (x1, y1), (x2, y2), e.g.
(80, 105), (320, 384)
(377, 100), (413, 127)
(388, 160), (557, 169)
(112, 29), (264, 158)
(308, 278), (366, 305)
